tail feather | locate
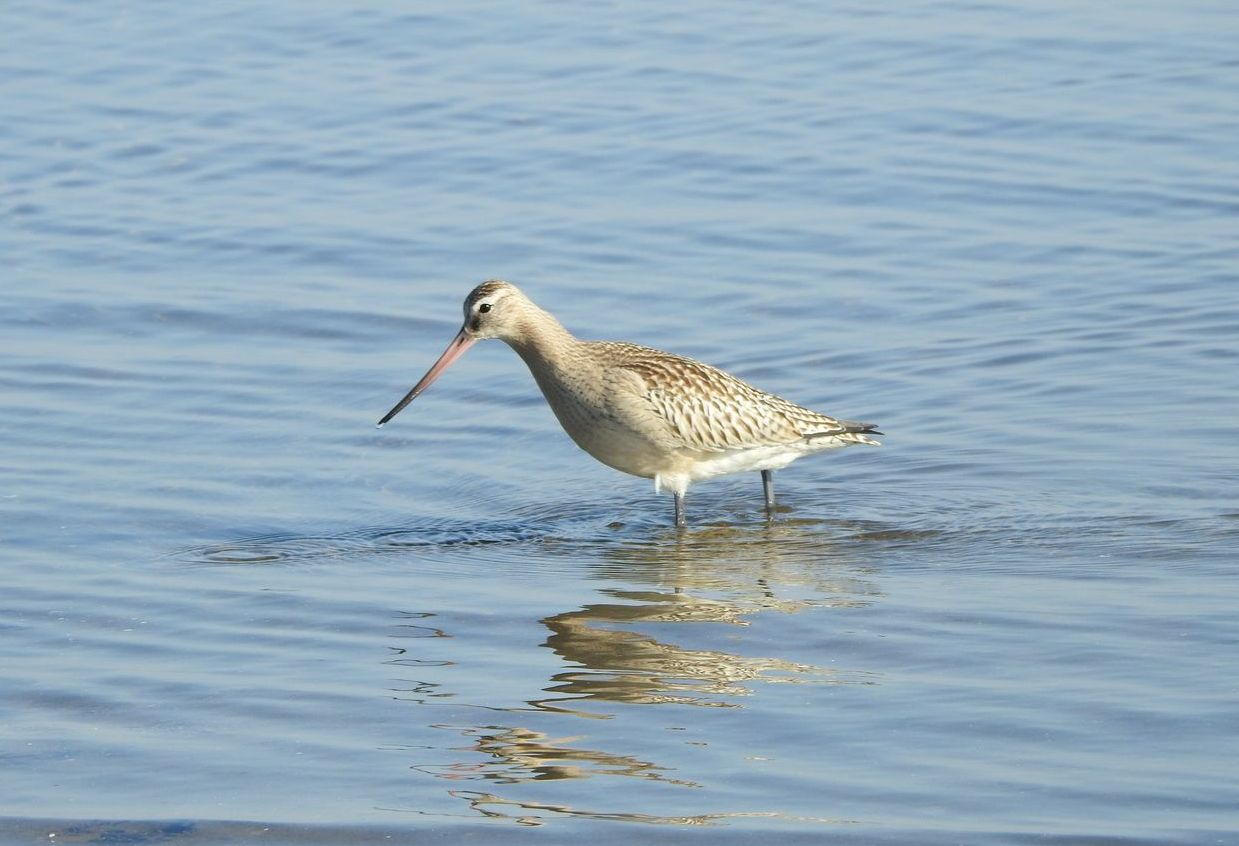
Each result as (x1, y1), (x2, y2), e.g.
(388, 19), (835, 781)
(841, 419), (882, 436)
(805, 418), (883, 445)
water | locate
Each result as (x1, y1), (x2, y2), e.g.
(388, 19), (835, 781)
(3, 1), (1238, 843)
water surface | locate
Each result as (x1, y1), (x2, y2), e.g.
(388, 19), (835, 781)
(3, 1), (1238, 843)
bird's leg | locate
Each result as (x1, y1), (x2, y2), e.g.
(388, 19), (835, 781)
(761, 469), (775, 516)
(673, 491), (686, 529)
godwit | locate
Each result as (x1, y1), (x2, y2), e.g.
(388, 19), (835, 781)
(378, 280), (881, 527)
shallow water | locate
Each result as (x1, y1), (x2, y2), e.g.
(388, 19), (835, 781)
(4, 1), (1238, 843)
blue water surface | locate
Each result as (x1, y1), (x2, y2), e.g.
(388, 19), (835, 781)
(3, 1), (1238, 844)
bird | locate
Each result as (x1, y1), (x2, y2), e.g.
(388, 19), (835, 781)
(378, 280), (881, 528)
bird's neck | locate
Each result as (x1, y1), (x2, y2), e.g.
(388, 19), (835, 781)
(505, 306), (582, 375)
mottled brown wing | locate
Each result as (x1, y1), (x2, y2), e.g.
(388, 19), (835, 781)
(599, 343), (856, 452)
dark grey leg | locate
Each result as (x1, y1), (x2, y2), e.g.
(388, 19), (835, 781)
(674, 492), (686, 528)
(761, 469), (775, 514)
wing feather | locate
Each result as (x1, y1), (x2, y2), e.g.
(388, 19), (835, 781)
(593, 342), (876, 452)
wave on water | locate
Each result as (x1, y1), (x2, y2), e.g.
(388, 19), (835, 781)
(167, 519), (547, 567)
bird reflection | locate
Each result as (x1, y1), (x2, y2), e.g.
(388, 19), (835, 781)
(531, 519), (881, 712)
(440, 790), (841, 827)
(388, 517), (883, 826)
(412, 724), (698, 787)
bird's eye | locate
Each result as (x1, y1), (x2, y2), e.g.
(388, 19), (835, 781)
(478, 303), (492, 314)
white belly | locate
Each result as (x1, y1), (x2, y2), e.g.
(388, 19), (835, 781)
(659, 438), (852, 495)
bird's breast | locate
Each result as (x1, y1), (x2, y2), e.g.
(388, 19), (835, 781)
(520, 363), (675, 479)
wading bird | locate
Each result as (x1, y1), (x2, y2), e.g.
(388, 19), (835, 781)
(378, 280), (880, 527)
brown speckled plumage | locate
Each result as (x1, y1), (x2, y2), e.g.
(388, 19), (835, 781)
(584, 341), (878, 453)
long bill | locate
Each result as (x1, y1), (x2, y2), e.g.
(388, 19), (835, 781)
(376, 327), (476, 427)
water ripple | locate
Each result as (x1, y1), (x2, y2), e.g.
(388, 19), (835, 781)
(170, 520), (547, 567)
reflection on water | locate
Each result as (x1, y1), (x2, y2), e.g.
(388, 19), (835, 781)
(376, 519), (883, 826)
(538, 596), (873, 712)
(430, 791), (847, 828)
(538, 520), (880, 711)
(179, 517), (883, 830)
(591, 519), (881, 602)
(411, 724), (699, 787)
